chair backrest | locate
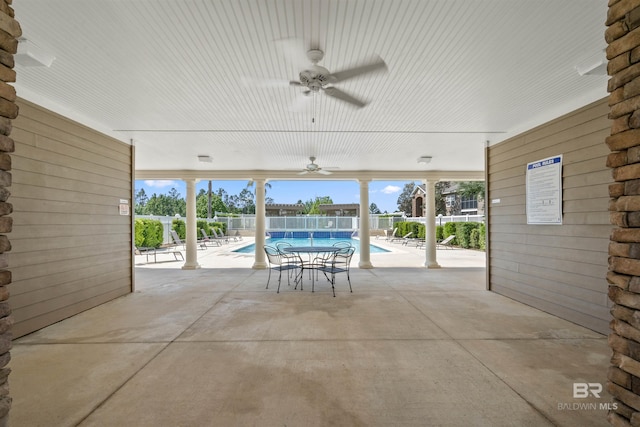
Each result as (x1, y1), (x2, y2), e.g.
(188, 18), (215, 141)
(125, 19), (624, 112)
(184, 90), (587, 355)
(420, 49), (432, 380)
(333, 241), (352, 248)
(211, 228), (220, 238)
(200, 229), (209, 239)
(333, 246), (355, 266)
(441, 235), (455, 244)
(275, 242), (292, 253)
(170, 230), (183, 245)
(264, 245), (283, 265)
(403, 232), (413, 238)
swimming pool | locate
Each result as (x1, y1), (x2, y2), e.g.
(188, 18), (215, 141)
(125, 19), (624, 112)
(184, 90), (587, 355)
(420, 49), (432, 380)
(233, 237), (390, 254)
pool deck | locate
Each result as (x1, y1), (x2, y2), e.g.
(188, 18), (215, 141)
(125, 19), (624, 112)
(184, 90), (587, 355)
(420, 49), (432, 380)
(9, 236), (611, 426)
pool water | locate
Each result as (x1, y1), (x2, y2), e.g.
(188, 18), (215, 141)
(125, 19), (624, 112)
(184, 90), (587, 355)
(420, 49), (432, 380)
(233, 238), (390, 254)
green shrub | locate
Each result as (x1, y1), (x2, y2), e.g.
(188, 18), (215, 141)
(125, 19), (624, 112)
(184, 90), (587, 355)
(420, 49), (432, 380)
(436, 225), (444, 241)
(172, 219), (186, 239)
(469, 228), (479, 249)
(443, 222), (458, 245)
(134, 218), (163, 248)
(394, 221), (424, 239)
(478, 223), (486, 250)
(455, 222), (481, 249)
(210, 221), (227, 234)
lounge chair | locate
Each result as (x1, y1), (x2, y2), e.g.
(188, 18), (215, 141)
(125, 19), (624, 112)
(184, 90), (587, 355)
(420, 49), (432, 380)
(385, 228), (398, 241)
(437, 235), (456, 249)
(390, 231), (413, 243)
(171, 230), (207, 250)
(416, 235), (457, 249)
(200, 229), (222, 247)
(211, 228), (229, 244)
(134, 246), (183, 263)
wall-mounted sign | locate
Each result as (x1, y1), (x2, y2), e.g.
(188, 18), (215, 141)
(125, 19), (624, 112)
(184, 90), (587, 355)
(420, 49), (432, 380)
(526, 155), (563, 225)
(119, 199), (130, 216)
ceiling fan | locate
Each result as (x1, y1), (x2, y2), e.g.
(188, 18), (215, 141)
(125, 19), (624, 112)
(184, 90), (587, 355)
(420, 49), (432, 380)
(298, 156), (335, 175)
(288, 49), (387, 108)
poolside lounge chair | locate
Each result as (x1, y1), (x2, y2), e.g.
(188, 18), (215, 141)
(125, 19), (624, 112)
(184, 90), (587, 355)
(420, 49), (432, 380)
(437, 235), (456, 249)
(211, 228), (229, 244)
(391, 232), (413, 243)
(385, 228), (398, 241)
(171, 230), (207, 250)
(200, 229), (222, 247)
(134, 246), (184, 263)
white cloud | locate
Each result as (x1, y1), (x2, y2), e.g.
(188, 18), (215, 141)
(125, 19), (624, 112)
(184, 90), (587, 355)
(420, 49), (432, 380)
(144, 180), (177, 188)
(381, 185), (401, 194)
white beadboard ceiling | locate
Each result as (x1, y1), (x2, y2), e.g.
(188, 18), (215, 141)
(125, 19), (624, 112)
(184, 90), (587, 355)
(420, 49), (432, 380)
(12, 0), (607, 179)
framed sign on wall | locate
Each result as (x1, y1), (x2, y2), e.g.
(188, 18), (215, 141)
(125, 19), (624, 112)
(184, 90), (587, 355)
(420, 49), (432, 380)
(526, 155), (563, 225)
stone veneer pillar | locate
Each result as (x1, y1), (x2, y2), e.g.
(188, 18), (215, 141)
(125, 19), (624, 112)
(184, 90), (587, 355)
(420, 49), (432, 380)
(0, 2), (19, 424)
(604, 1), (640, 424)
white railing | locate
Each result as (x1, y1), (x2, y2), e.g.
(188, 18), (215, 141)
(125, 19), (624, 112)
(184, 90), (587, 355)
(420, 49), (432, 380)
(135, 214), (484, 244)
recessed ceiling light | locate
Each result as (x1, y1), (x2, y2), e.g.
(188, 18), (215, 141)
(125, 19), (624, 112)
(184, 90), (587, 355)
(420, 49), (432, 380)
(417, 156), (432, 164)
(197, 155), (212, 163)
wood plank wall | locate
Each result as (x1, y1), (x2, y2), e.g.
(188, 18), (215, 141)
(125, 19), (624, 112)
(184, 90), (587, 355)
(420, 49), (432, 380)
(8, 99), (133, 338)
(487, 98), (611, 334)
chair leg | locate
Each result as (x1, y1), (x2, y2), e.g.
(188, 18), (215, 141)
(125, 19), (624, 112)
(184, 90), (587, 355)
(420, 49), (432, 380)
(277, 268), (282, 293)
(266, 268), (272, 289)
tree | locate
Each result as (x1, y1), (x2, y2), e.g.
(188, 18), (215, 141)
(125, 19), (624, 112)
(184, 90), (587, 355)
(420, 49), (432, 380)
(134, 188), (149, 215)
(303, 196), (333, 214)
(369, 202), (381, 214)
(143, 187), (186, 216)
(457, 181), (485, 200)
(435, 181), (452, 215)
(396, 182), (416, 215)
(196, 190), (227, 218)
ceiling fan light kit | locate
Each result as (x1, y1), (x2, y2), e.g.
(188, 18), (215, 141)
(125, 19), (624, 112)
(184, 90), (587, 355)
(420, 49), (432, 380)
(417, 156), (432, 164)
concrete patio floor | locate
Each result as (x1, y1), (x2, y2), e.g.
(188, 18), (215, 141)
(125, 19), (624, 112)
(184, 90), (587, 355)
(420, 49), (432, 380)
(9, 239), (611, 426)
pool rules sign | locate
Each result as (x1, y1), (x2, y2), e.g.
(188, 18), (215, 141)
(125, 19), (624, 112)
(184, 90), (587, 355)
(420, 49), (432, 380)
(526, 155), (563, 225)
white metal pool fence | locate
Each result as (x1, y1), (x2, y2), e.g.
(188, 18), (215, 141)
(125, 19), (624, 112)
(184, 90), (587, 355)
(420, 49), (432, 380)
(137, 214), (484, 245)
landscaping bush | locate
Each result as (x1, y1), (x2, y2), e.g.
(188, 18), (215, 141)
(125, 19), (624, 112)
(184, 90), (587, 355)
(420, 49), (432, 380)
(469, 228), (479, 249)
(135, 218), (163, 248)
(478, 223), (486, 250)
(172, 219), (186, 239)
(210, 221), (227, 234)
(436, 225), (444, 241)
(394, 221), (424, 239)
(443, 222), (458, 245)
(455, 222), (481, 249)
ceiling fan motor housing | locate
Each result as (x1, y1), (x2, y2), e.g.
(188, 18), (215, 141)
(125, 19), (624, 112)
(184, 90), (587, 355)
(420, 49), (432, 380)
(299, 64), (331, 91)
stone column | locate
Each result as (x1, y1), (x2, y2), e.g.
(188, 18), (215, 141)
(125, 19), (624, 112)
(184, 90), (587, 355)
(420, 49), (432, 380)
(359, 179), (373, 269)
(252, 179), (267, 269)
(182, 179), (200, 270)
(0, 3), (20, 424)
(424, 180), (440, 269)
(605, 3), (640, 424)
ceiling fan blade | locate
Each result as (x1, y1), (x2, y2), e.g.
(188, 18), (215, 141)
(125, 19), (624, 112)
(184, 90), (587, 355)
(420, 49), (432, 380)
(297, 170), (310, 175)
(318, 169), (333, 175)
(323, 87), (367, 108)
(289, 81), (302, 87)
(328, 57), (387, 83)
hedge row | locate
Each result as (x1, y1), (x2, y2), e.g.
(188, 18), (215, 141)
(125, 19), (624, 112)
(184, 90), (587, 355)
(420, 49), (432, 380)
(171, 219), (227, 240)
(394, 221), (485, 250)
(135, 218), (164, 248)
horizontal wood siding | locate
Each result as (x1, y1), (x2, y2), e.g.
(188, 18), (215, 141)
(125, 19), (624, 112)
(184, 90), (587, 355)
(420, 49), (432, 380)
(8, 99), (133, 337)
(487, 98), (611, 334)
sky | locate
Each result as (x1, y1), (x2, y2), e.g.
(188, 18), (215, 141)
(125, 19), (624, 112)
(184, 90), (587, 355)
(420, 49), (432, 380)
(135, 179), (419, 214)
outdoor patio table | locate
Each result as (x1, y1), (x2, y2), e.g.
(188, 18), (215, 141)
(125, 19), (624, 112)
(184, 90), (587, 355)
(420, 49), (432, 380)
(282, 246), (342, 292)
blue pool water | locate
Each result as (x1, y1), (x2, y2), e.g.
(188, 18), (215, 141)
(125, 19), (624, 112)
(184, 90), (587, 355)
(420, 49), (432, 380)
(233, 237), (390, 254)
